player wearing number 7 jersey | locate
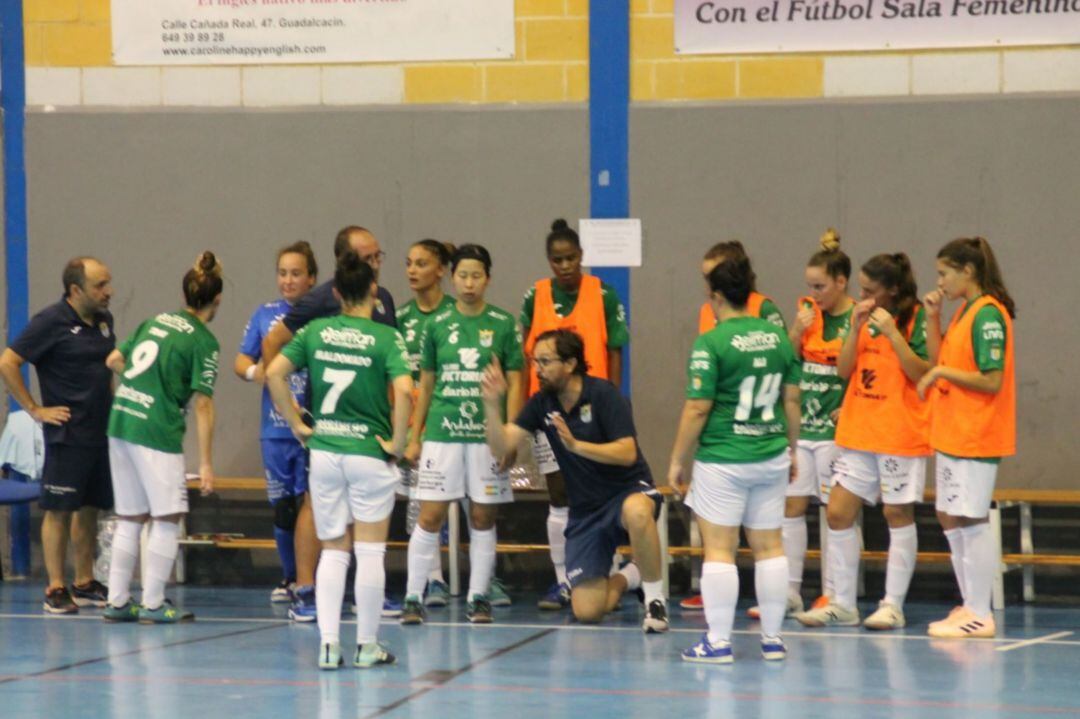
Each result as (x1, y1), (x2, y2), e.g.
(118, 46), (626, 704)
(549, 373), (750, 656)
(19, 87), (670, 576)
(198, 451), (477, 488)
(267, 251), (413, 670)
(102, 252), (224, 624)
(668, 255), (801, 665)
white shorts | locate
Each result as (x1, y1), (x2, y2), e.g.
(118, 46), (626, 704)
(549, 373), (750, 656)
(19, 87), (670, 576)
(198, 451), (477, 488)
(788, 440), (841, 504)
(935, 452), (998, 519)
(686, 453), (791, 530)
(308, 450), (399, 541)
(833, 448), (927, 506)
(416, 441), (513, 504)
(108, 438), (188, 517)
(533, 431), (560, 475)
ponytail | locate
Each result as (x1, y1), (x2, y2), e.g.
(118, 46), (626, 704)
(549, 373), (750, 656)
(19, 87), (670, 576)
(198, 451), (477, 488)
(937, 237), (1016, 318)
(183, 251), (224, 310)
(413, 238), (454, 267)
(703, 240), (757, 292)
(862, 252), (919, 330)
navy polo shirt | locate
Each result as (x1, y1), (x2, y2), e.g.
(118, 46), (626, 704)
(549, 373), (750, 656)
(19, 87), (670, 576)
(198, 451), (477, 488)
(515, 376), (654, 520)
(281, 281), (396, 334)
(9, 298), (115, 446)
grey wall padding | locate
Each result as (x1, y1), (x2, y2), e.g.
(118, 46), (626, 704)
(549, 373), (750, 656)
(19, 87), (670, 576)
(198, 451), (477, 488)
(630, 95), (1080, 489)
(10, 95), (1078, 488)
(23, 107), (588, 476)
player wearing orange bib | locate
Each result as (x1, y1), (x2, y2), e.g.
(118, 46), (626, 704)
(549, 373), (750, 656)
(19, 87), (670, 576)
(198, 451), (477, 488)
(522, 219), (629, 610)
(917, 237), (1016, 639)
(798, 253), (930, 631)
(772, 230), (854, 617)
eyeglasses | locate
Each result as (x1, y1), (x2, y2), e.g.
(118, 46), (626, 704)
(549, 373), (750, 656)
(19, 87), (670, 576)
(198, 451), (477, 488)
(532, 357), (563, 368)
(361, 251), (386, 264)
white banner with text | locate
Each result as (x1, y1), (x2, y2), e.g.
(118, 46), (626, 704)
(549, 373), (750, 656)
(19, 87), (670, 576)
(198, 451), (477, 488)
(675, 0), (1080, 54)
(112, 0), (515, 66)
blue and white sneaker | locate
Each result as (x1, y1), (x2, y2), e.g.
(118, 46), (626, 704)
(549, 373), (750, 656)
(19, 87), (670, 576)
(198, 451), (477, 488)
(424, 579), (450, 608)
(537, 582), (571, 611)
(289, 585), (317, 623)
(681, 634), (734, 664)
(761, 636), (787, 661)
(381, 597), (403, 618)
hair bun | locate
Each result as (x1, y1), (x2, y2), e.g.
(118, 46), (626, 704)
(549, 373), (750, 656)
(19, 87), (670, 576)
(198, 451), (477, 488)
(819, 228), (841, 252)
(442, 241), (457, 256)
(338, 249), (363, 271)
(196, 251), (222, 276)
(550, 218), (570, 232)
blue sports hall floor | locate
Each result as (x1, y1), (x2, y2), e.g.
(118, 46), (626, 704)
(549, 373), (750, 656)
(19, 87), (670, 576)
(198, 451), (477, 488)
(2, 584), (1079, 718)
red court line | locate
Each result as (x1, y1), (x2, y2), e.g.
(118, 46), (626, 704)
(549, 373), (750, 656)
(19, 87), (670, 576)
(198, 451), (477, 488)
(20, 673), (1080, 714)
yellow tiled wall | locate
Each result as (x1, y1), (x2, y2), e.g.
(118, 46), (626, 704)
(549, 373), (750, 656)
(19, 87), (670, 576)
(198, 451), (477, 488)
(22, 0), (1080, 104)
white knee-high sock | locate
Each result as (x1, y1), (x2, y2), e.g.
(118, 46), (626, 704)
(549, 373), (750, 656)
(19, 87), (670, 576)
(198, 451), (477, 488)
(828, 527), (860, 610)
(547, 506), (569, 586)
(142, 520), (180, 609)
(943, 527), (967, 603)
(701, 562), (738, 645)
(468, 527), (496, 601)
(406, 526), (439, 598)
(316, 549), (350, 645)
(961, 523), (996, 617)
(107, 519), (142, 607)
(820, 518), (834, 597)
(884, 523), (918, 608)
(755, 556), (790, 639)
(428, 549), (445, 583)
(353, 542), (386, 646)
(782, 516), (808, 594)
(617, 561), (642, 591)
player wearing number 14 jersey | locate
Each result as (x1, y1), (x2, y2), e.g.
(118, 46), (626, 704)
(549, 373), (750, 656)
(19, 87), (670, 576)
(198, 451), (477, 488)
(103, 252), (223, 624)
(668, 255), (801, 665)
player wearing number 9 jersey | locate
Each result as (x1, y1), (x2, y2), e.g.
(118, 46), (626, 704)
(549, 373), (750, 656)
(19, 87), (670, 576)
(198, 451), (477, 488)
(668, 254), (801, 665)
(268, 250), (413, 670)
(102, 252), (223, 624)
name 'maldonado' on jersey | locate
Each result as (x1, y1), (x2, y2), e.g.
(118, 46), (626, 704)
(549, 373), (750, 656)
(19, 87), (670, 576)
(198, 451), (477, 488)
(281, 315), (412, 458)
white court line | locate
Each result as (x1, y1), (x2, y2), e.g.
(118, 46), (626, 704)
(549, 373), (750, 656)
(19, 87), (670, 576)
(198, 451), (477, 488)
(4, 612), (1080, 648)
(995, 630), (1074, 652)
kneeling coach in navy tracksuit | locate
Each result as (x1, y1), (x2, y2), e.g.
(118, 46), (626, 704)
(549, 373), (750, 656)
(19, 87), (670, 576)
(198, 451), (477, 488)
(482, 328), (668, 632)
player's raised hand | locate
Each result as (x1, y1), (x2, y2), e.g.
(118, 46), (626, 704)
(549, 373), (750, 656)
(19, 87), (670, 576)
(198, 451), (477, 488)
(852, 298), (876, 328)
(481, 354), (507, 401)
(791, 301), (815, 338)
(923, 290), (944, 318)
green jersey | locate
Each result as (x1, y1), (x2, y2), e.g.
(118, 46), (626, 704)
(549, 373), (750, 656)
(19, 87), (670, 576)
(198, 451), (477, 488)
(686, 316), (800, 463)
(420, 303), (524, 443)
(799, 306), (854, 441)
(520, 279), (630, 348)
(107, 311), (220, 454)
(281, 315), (411, 458)
(759, 298), (786, 330)
(397, 296), (457, 381)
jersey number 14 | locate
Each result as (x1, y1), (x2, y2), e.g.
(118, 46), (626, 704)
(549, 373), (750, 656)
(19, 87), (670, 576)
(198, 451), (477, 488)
(735, 372), (782, 422)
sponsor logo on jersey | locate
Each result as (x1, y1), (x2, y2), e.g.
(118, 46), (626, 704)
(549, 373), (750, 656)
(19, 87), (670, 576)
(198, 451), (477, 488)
(990, 347), (1002, 361)
(458, 347), (481, 370)
(156, 313), (195, 334)
(319, 326), (375, 351)
(753, 357), (767, 368)
(70, 326), (82, 335)
(692, 377), (702, 390)
(730, 331), (781, 353)
(479, 329), (494, 348)
(860, 368), (877, 390)
(116, 384), (155, 409)
(580, 404), (592, 424)
(982, 321), (1004, 341)
(99, 322), (110, 338)
(149, 326), (168, 339)
(460, 401), (479, 420)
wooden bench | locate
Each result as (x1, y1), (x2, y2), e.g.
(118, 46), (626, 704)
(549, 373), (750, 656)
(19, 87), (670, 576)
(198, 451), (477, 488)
(183, 478), (1080, 603)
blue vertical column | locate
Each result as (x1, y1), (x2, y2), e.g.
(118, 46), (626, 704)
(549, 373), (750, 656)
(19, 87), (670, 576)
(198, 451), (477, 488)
(588, 0), (631, 396)
(2, 0), (30, 398)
